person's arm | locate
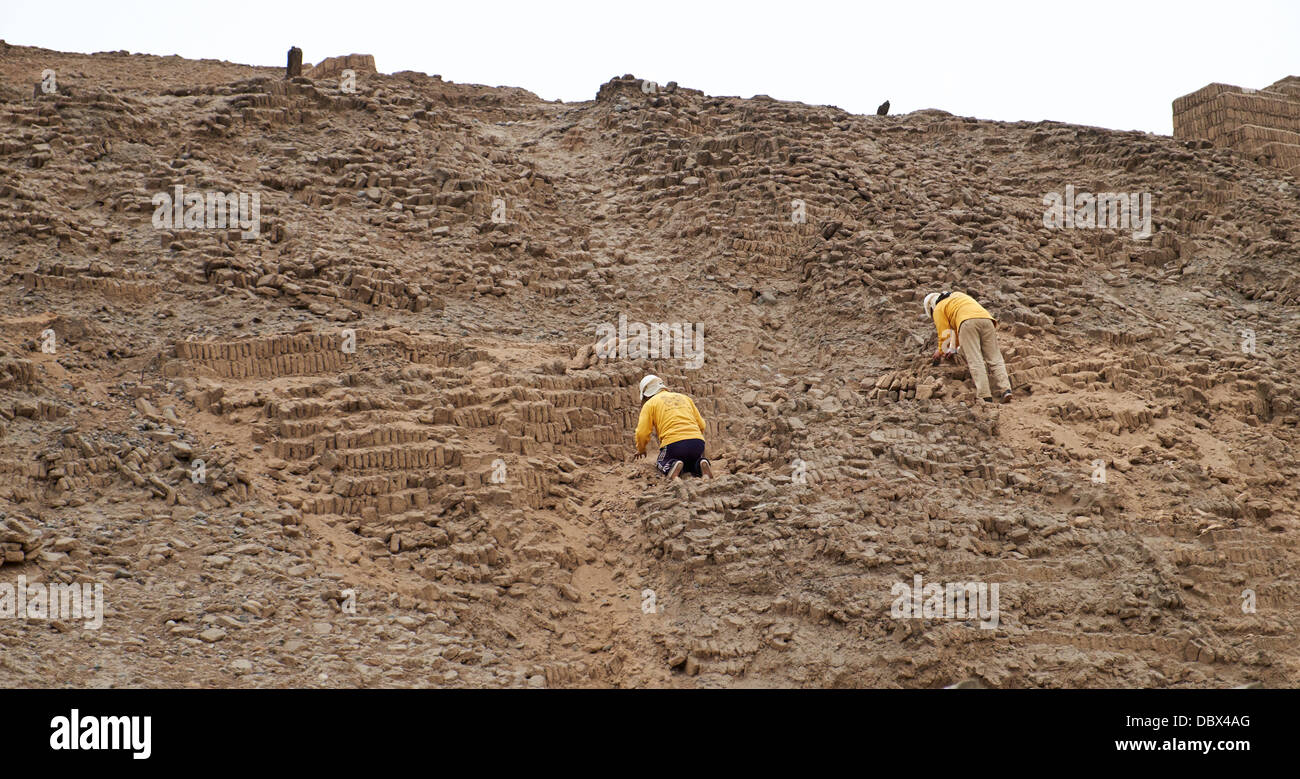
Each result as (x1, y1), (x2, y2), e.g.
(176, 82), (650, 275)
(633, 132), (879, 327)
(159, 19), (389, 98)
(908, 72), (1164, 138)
(635, 401), (653, 453)
(932, 307), (952, 362)
(690, 397), (706, 434)
(934, 306), (952, 348)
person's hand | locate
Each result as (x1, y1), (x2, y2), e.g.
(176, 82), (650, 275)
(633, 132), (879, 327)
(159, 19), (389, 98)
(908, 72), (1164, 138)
(931, 349), (943, 367)
(632, 451), (645, 460)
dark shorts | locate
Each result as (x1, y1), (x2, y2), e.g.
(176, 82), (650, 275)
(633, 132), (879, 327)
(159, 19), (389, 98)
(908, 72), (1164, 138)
(657, 438), (706, 477)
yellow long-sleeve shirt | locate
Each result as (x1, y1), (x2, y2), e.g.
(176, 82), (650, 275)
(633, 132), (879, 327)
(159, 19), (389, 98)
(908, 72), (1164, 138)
(933, 292), (996, 349)
(635, 391), (706, 453)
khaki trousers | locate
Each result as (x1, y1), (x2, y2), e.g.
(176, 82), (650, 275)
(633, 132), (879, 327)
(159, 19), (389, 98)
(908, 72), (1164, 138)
(958, 318), (1010, 399)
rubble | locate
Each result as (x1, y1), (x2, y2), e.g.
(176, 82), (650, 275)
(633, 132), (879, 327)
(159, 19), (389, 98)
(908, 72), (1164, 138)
(0, 43), (1296, 689)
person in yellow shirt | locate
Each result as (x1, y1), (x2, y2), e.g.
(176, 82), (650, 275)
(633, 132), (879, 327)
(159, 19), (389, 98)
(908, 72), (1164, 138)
(633, 374), (713, 479)
(924, 291), (1012, 404)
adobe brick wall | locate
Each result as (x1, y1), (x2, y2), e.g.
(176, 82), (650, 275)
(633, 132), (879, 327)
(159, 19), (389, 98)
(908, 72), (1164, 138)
(305, 54), (377, 81)
(1173, 76), (1300, 177)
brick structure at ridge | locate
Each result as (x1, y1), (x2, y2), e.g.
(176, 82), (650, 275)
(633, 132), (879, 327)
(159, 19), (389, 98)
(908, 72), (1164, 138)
(1173, 76), (1300, 177)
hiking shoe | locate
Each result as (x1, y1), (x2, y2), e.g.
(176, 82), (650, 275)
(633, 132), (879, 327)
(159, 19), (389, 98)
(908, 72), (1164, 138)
(699, 459), (713, 479)
(1000, 390), (1013, 404)
(667, 460), (684, 480)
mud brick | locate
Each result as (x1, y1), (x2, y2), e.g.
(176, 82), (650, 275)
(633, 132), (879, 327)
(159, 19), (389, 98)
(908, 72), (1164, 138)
(8, 47), (1300, 692)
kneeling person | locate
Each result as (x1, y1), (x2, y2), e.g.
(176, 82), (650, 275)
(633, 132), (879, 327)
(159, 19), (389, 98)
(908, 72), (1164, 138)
(634, 374), (712, 479)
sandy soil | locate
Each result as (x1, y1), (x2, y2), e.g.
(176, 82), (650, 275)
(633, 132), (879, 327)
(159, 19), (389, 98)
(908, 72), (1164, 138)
(0, 42), (1297, 687)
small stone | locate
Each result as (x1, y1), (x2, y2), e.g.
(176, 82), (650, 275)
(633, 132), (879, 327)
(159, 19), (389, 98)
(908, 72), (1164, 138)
(199, 628), (227, 643)
(134, 397), (160, 419)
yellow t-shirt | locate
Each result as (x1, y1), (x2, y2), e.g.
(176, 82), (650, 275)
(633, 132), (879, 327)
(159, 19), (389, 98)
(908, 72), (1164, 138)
(933, 292), (995, 349)
(635, 391), (706, 453)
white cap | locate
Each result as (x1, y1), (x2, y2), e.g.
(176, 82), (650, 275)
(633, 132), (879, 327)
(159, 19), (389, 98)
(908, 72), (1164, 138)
(639, 374), (664, 399)
(923, 291), (945, 318)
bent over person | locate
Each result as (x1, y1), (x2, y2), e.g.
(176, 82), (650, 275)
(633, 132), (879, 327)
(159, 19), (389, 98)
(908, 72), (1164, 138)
(924, 290), (1012, 404)
(633, 374), (713, 479)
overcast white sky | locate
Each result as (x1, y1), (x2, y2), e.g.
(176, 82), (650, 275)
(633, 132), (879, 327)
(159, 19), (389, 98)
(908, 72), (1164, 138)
(4, 0), (1296, 134)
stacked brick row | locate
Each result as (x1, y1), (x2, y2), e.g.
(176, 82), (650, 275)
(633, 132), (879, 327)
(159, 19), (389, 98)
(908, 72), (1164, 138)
(1173, 77), (1300, 176)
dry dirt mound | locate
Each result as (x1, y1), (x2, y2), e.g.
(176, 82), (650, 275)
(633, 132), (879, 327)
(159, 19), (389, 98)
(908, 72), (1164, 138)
(0, 44), (1297, 687)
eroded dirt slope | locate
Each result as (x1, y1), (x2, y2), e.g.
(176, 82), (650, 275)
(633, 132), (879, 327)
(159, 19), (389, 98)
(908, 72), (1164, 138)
(1, 42), (1298, 687)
